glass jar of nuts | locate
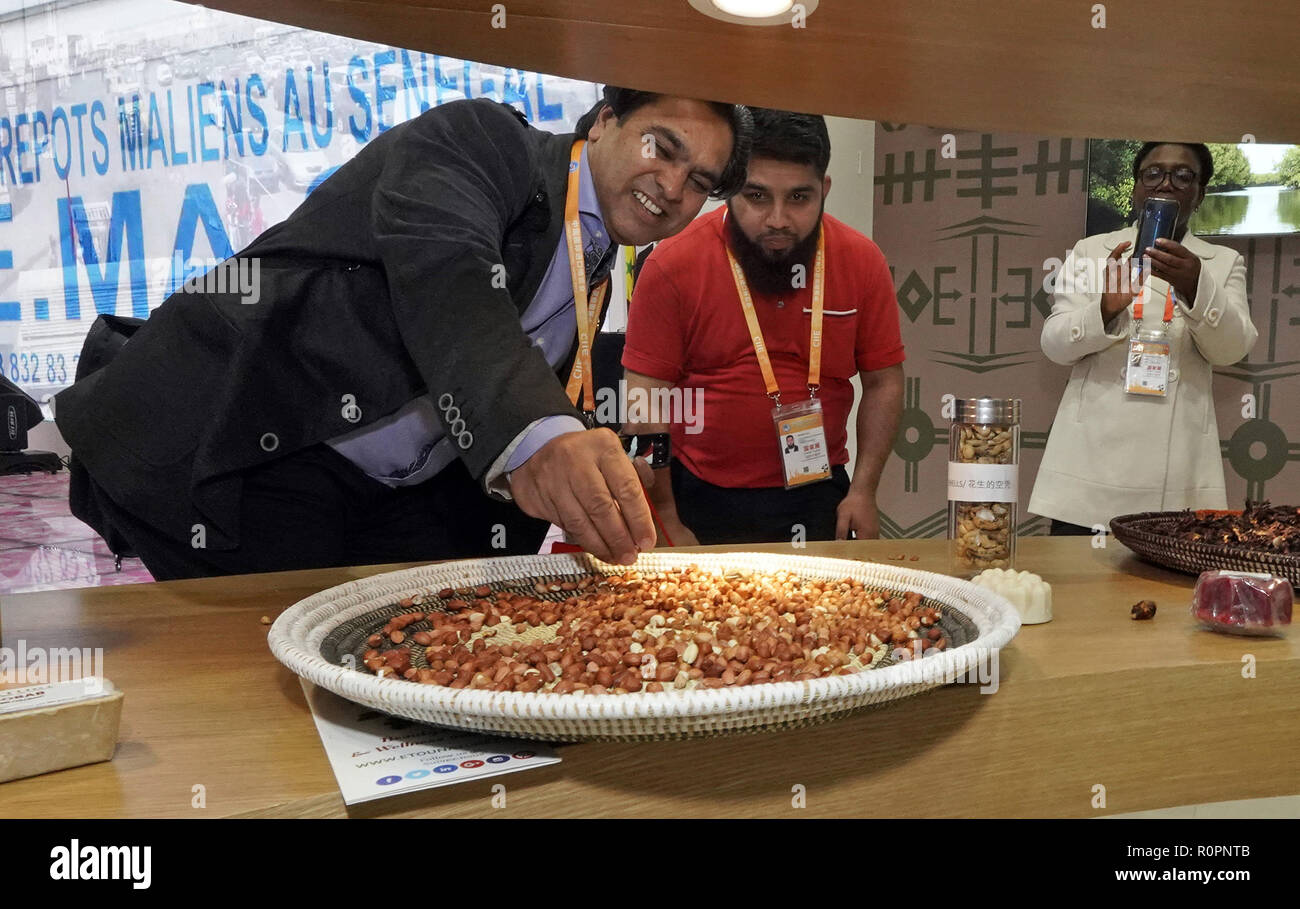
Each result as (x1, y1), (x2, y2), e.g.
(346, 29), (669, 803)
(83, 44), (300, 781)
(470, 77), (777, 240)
(948, 397), (1021, 577)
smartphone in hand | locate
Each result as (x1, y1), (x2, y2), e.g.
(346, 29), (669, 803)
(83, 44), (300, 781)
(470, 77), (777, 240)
(1131, 197), (1180, 281)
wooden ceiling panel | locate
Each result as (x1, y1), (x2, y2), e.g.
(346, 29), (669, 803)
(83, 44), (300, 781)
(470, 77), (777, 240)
(189, 1), (1300, 142)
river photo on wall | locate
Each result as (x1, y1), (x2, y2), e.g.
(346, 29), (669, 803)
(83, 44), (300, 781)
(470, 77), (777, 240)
(1086, 139), (1300, 237)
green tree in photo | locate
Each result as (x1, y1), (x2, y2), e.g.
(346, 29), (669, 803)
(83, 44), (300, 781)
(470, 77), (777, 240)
(1089, 139), (1141, 221)
(1279, 146), (1300, 189)
(1207, 144), (1251, 191)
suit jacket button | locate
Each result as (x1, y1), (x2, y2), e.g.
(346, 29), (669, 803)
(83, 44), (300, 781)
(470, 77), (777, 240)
(1206, 307), (1221, 324)
(260, 432), (279, 452)
(1169, 368), (1179, 382)
(1070, 325), (1084, 341)
(438, 392), (455, 411)
(458, 431), (474, 450)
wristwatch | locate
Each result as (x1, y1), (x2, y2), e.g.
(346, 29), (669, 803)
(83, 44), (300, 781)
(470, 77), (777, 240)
(620, 432), (671, 469)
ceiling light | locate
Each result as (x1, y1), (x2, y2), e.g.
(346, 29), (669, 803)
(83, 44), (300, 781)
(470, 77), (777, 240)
(713, 0), (792, 16)
(688, 0), (818, 26)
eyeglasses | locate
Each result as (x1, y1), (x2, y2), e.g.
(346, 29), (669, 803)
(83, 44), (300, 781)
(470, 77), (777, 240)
(1138, 165), (1199, 190)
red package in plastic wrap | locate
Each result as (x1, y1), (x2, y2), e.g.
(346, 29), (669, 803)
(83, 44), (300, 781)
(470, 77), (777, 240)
(1190, 570), (1293, 636)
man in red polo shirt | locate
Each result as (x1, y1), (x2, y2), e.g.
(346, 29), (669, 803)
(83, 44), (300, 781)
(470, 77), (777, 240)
(622, 109), (904, 545)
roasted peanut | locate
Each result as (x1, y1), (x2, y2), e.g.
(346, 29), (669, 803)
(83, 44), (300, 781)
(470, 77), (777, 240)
(681, 641), (700, 665)
(360, 569), (940, 698)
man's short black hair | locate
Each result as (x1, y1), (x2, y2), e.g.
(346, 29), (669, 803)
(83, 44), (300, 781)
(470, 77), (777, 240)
(1132, 142), (1214, 187)
(573, 86), (753, 199)
(747, 107), (831, 177)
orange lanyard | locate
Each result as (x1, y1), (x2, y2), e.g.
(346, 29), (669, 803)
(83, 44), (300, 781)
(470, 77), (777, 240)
(1133, 283), (1175, 324)
(561, 139), (611, 415)
(724, 223), (825, 407)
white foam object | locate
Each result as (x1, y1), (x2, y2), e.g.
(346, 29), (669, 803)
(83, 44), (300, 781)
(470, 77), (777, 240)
(972, 568), (1053, 624)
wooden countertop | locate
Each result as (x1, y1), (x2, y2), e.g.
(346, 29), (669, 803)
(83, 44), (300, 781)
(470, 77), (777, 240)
(1, 538), (1296, 818)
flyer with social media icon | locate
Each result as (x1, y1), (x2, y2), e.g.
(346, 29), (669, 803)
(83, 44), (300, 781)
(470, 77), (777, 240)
(301, 681), (560, 805)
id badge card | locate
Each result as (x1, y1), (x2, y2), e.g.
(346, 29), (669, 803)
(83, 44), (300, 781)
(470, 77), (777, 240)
(1125, 327), (1171, 397)
(773, 398), (831, 489)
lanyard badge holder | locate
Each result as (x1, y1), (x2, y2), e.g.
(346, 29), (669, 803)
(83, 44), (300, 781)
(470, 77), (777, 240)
(1125, 282), (1174, 398)
(562, 140), (611, 427)
(726, 225), (832, 489)
(772, 397), (830, 489)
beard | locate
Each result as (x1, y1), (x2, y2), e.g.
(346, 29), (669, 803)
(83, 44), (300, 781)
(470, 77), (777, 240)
(725, 203), (824, 297)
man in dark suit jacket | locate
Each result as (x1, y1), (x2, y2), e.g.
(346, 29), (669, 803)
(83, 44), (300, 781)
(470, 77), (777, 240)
(55, 88), (751, 579)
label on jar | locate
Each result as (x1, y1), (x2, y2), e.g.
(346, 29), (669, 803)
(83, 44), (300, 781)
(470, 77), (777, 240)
(947, 462), (1018, 503)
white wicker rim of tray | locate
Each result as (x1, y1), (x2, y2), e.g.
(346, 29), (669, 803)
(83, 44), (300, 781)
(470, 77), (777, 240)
(269, 551), (1022, 741)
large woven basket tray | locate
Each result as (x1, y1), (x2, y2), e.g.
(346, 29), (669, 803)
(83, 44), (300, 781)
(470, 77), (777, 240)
(269, 552), (1021, 742)
(1111, 511), (1300, 586)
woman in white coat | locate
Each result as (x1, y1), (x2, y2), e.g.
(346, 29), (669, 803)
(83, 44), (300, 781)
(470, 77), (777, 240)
(1029, 142), (1258, 534)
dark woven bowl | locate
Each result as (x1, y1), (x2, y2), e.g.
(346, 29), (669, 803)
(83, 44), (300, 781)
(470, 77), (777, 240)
(1110, 510), (1300, 586)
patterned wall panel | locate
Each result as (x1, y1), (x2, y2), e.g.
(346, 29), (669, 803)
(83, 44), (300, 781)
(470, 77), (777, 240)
(1213, 236), (1300, 502)
(871, 124), (1300, 538)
